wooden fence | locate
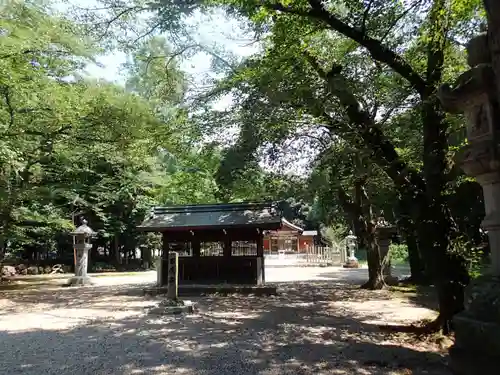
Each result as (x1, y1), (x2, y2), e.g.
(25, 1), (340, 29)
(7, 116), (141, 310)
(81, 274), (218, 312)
(265, 241), (347, 267)
(300, 243), (346, 266)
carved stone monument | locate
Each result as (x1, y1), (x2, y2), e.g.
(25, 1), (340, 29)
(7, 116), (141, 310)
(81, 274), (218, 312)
(147, 251), (195, 315)
(438, 27), (500, 375)
(374, 216), (398, 285)
(67, 218), (95, 286)
(343, 231), (360, 268)
(167, 251), (179, 300)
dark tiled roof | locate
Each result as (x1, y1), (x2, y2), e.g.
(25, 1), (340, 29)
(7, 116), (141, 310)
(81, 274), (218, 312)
(138, 202), (282, 231)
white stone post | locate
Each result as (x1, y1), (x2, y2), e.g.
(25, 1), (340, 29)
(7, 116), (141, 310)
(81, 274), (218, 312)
(167, 252), (179, 300)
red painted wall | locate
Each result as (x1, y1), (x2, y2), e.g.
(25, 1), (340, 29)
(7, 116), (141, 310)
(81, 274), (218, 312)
(298, 235), (314, 251)
(263, 234), (315, 252)
(263, 239), (270, 250)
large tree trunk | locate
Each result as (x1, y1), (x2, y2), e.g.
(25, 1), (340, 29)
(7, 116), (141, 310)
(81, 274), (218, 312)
(142, 247), (152, 269)
(355, 178), (385, 290)
(396, 197), (428, 283)
(406, 232), (428, 283)
(114, 235), (121, 265)
(296, 0), (467, 332)
(337, 178), (385, 290)
(109, 235), (121, 265)
(362, 240), (385, 290)
(420, 104), (463, 330)
(418, 0), (467, 331)
(484, 0), (500, 100)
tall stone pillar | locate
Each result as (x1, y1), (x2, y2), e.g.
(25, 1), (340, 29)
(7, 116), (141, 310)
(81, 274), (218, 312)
(438, 29), (500, 375)
(167, 252), (179, 300)
(156, 257), (162, 286)
(374, 216), (398, 285)
(67, 219), (95, 286)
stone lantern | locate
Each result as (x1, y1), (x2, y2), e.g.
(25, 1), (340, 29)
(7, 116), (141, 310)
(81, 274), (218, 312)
(68, 218), (95, 286)
(438, 28), (500, 375)
(343, 231), (360, 268)
(374, 215), (398, 284)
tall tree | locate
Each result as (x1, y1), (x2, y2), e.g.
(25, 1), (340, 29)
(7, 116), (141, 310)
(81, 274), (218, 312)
(143, 0), (482, 330)
(0, 2), (187, 265)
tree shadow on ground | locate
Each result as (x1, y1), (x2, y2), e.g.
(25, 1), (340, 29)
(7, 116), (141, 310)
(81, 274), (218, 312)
(389, 285), (439, 312)
(0, 282), (157, 314)
(0, 281), (450, 375)
(317, 268), (439, 312)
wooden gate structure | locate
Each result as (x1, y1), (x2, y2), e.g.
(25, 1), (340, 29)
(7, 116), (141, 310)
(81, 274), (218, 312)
(138, 202), (282, 285)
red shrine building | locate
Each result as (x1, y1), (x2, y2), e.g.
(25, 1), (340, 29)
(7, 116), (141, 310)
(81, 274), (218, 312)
(263, 218), (318, 253)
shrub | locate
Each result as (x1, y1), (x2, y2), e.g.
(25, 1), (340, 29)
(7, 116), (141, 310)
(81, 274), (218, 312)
(389, 244), (409, 264)
(91, 262), (116, 273)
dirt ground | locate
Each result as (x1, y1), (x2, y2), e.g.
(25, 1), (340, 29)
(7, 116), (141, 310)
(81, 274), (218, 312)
(0, 268), (451, 375)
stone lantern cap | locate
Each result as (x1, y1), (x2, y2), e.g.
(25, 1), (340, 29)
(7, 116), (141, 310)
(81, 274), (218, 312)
(70, 219), (96, 238)
(346, 230), (357, 241)
(375, 215), (397, 237)
(375, 215), (395, 228)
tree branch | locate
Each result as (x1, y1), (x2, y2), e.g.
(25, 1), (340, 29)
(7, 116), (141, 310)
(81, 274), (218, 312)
(130, 21), (164, 45)
(2, 125), (73, 138)
(1, 86), (15, 128)
(303, 51), (426, 194)
(267, 1), (427, 95)
(361, 0), (376, 36)
(94, 6), (149, 41)
(0, 49), (72, 59)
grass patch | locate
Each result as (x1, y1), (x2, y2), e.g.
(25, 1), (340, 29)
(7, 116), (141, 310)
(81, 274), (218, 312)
(389, 283), (438, 311)
(390, 284), (418, 293)
(90, 271), (152, 277)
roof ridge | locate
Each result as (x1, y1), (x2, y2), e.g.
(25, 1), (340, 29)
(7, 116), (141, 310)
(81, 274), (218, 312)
(138, 201), (282, 232)
(281, 218), (304, 232)
(153, 201), (278, 214)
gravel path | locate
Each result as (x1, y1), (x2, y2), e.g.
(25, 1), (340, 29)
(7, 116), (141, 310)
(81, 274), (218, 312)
(0, 268), (450, 375)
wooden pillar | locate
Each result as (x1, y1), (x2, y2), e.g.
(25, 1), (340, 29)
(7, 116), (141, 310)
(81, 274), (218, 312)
(158, 232), (170, 286)
(192, 239), (200, 257)
(223, 230), (232, 257)
(162, 232), (169, 259)
(257, 230), (265, 284)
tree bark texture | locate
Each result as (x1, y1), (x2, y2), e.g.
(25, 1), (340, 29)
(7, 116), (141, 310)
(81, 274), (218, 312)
(272, 0), (468, 330)
(396, 197), (428, 283)
(483, 0), (500, 101)
(337, 180), (385, 290)
(419, 0), (467, 331)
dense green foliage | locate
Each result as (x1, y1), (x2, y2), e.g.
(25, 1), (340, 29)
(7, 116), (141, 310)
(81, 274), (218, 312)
(0, 1), (319, 267)
(0, 2), (209, 265)
(0, 0), (492, 332)
(120, 0), (487, 328)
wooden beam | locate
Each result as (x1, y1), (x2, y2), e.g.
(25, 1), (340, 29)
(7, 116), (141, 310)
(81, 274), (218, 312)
(163, 228), (261, 242)
(192, 239), (201, 257)
(223, 231), (232, 258)
(162, 232), (169, 259)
